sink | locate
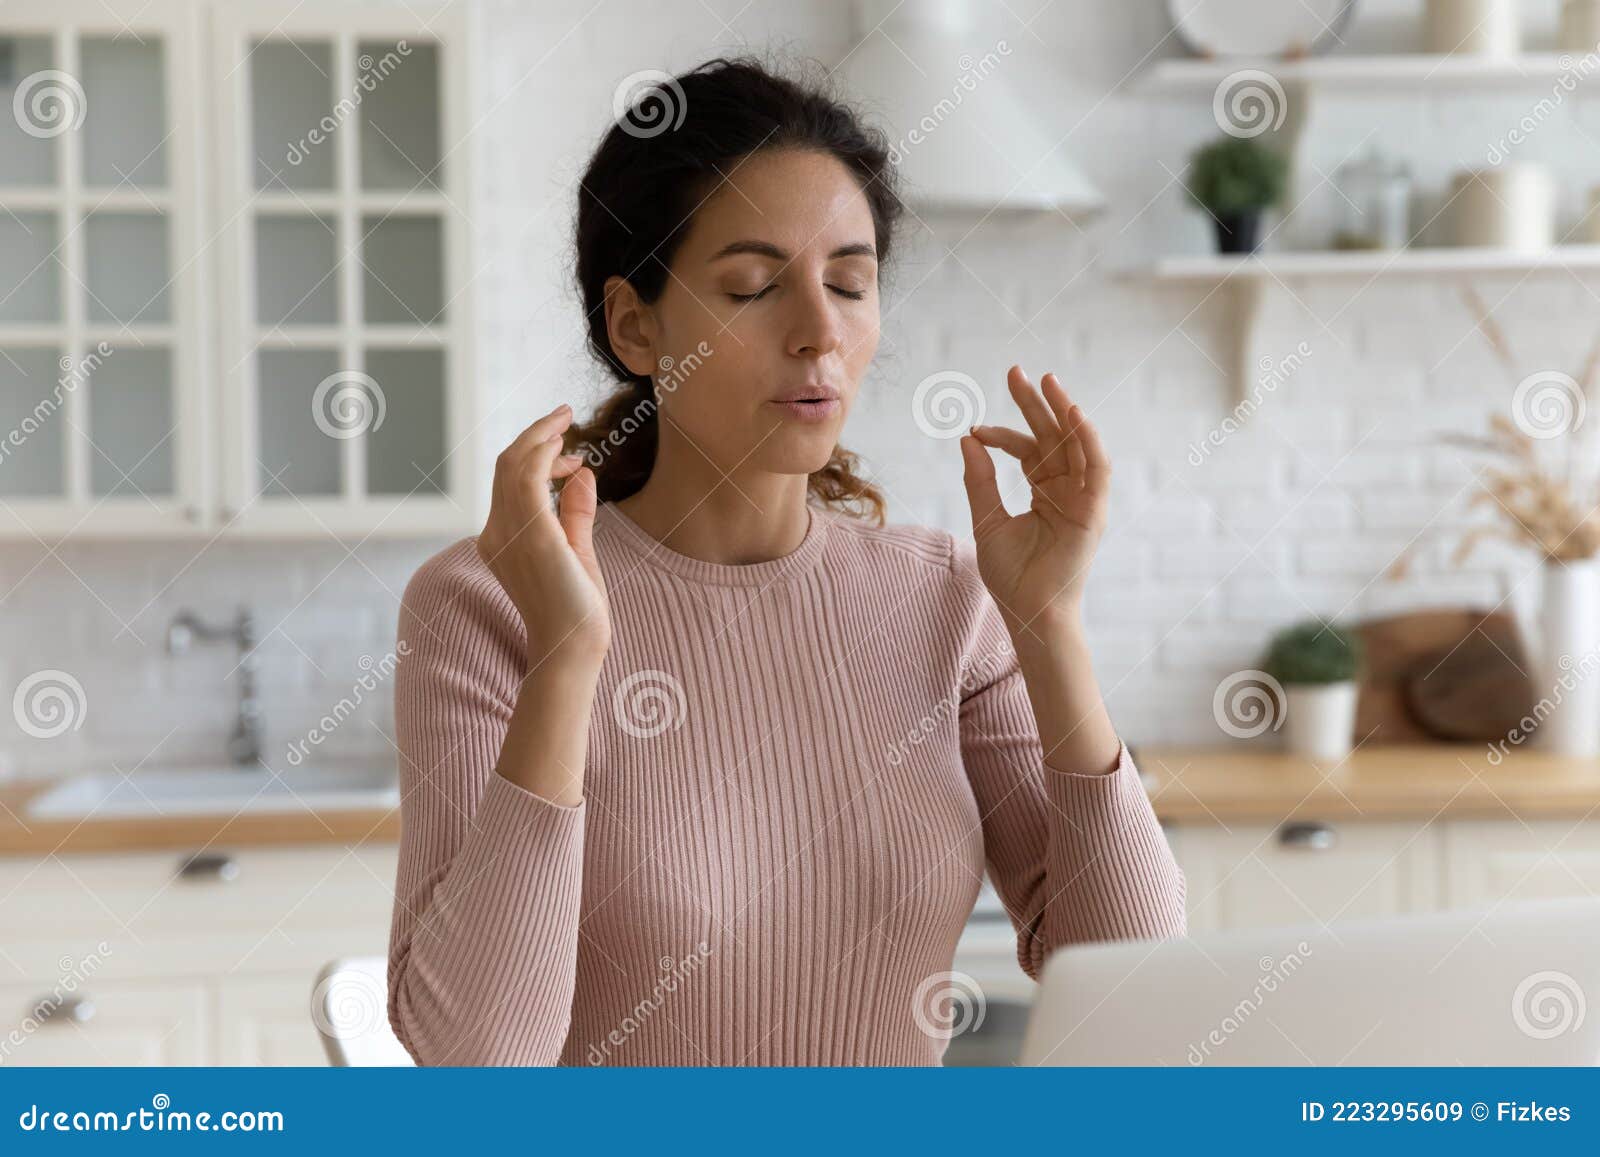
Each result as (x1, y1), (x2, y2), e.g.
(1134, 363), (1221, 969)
(25, 763), (400, 820)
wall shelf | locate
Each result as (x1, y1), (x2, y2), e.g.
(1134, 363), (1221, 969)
(1148, 244), (1600, 283)
(1139, 53), (1600, 95)
(1130, 246), (1600, 403)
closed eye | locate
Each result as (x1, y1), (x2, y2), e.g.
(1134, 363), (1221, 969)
(728, 285), (866, 303)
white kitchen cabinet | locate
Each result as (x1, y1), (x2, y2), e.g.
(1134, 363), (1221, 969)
(0, 979), (207, 1065)
(1166, 815), (1600, 933)
(0, 841), (397, 1065)
(0, 0), (210, 537)
(210, 1), (476, 537)
(1168, 819), (1442, 933)
(1442, 818), (1600, 909)
(216, 973), (336, 1065)
(0, 0), (476, 539)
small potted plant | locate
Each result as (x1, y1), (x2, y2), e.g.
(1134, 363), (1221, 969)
(1261, 618), (1364, 760)
(1185, 135), (1289, 254)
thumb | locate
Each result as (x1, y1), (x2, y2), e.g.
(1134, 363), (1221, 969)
(960, 434), (1006, 538)
(557, 465), (600, 567)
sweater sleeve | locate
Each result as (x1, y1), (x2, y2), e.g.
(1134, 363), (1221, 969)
(386, 542), (587, 1066)
(950, 539), (1187, 981)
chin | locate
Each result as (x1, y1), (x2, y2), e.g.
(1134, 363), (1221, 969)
(757, 433), (841, 476)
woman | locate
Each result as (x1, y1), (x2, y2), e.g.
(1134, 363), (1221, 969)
(386, 57), (1185, 1067)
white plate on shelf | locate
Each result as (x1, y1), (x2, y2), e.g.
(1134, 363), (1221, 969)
(1169, 0), (1358, 59)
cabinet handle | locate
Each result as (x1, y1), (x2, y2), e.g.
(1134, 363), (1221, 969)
(176, 851), (239, 882)
(31, 994), (95, 1025)
(1279, 821), (1337, 851)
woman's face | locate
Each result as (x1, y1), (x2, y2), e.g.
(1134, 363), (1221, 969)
(608, 147), (881, 480)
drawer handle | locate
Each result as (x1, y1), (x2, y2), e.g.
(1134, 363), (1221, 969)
(177, 851), (240, 882)
(1279, 822), (1337, 851)
(32, 994), (95, 1025)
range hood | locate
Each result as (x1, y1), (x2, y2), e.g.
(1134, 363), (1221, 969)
(831, 0), (1106, 218)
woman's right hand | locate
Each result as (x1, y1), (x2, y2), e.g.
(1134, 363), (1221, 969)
(477, 403), (611, 668)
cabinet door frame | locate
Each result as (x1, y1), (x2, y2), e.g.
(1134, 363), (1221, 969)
(210, 0), (477, 539)
(0, 0), (211, 539)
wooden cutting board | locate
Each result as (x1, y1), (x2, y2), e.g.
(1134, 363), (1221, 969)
(1353, 608), (1536, 743)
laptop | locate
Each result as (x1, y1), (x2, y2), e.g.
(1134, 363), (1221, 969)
(1018, 897), (1600, 1066)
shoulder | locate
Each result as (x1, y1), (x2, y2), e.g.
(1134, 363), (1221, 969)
(399, 536), (523, 650)
(820, 510), (986, 608)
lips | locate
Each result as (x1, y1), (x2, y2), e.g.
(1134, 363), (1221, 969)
(769, 384), (840, 404)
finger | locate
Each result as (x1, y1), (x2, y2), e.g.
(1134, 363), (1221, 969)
(969, 424), (1049, 486)
(1041, 373), (1087, 478)
(1007, 366), (1070, 475)
(969, 423), (1037, 460)
(959, 434), (1008, 538)
(504, 403), (575, 459)
(1039, 372), (1073, 432)
(522, 434), (570, 497)
(549, 452), (585, 480)
(1070, 404), (1113, 494)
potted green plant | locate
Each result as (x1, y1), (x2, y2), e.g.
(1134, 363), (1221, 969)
(1261, 618), (1365, 760)
(1185, 135), (1289, 254)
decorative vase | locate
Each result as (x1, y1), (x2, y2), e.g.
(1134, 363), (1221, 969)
(1213, 211), (1261, 254)
(1282, 681), (1359, 761)
(1535, 558), (1600, 757)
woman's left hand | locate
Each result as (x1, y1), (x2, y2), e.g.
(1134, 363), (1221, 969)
(958, 365), (1111, 640)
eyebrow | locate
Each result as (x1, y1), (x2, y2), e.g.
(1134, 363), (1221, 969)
(708, 240), (877, 262)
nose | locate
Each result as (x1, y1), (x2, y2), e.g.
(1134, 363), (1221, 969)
(786, 280), (842, 359)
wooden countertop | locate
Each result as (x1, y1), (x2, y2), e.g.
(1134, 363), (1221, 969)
(7, 741), (1600, 854)
(0, 777), (400, 856)
(1135, 742), (1600, 824)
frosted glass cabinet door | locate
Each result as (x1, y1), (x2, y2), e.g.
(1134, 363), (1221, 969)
(362, 215), (443, 325)
(256, 215), (340, 327)
(358, 39), (440, 189)
(365, 348), (446, 495)
(0, 213), (62, 323)
(80, 35), (169, 189)
(87, 346), (175, 498)
(0, 36), (58, 186)
(0, 5), (203, 536)
(250, 39), (335, 191)
(216, 5), (473, 536)
(256, 349), (342, 498)
(85, 212), (172, 324)
(0, 348), (67, 497)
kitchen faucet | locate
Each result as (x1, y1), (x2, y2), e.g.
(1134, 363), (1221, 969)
(166, 607), (263, 768)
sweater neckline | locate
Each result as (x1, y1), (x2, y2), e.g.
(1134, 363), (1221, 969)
(594, 499), (830, 588)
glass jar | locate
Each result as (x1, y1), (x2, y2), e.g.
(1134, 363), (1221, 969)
(1332, 147), (1412, 251)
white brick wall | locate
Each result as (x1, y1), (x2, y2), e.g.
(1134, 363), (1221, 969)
(1, 0), (1583, 773)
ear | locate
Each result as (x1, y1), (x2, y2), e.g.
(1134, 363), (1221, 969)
(602, 275), (658, 379)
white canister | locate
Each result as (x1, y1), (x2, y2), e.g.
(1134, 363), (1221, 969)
(1426, 0), (1522, 57)
(1561, 0), (1600, 56)
(1450, 164), (1555, 250)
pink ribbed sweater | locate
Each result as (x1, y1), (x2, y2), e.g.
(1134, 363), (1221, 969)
(386, 499), (1186, 1066)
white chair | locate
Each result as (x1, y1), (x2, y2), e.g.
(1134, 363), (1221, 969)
(311, 956), (415, 1066)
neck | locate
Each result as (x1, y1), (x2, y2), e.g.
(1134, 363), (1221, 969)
(614, 460), (813, 567)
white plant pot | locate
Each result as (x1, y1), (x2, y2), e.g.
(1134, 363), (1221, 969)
(1535, 559), (1600, 757)
(1282, 681), (1359, 761)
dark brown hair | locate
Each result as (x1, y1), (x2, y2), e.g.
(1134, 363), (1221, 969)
(565, 56), (902, 524)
